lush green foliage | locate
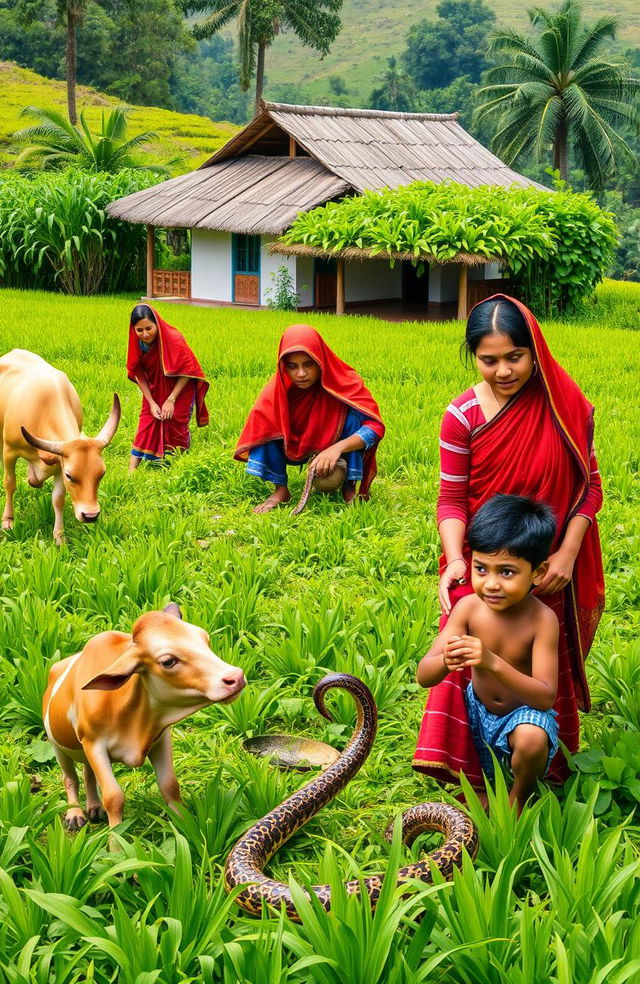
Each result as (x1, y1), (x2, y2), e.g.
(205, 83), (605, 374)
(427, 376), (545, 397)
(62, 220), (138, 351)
(280, 181), (618, 313)
(0, 283), (637, 979)
(180, 0), (342, 108)
(14, 105), (170, 174)
(265, 266), (300, 311)
(0, 62), (239, 170)
(476, 0), (640, 188)
(403, 0), (496, 90)
(0, 170), (155, 293)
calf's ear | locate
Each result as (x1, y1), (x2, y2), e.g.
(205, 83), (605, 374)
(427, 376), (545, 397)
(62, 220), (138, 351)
(163, 602), (183, 620)
(82, 646), (143, 691)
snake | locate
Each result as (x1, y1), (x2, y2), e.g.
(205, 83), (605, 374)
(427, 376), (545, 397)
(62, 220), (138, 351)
(291, 456), (347, 516)
(224, 673), (478, 920)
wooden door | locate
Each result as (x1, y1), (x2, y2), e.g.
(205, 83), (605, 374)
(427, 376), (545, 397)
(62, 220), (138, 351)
(234, 274), (260, 305)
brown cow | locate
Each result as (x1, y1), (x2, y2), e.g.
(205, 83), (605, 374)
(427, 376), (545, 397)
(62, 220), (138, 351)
(43, 603), (246, 830)
(0, 349), (120, 542)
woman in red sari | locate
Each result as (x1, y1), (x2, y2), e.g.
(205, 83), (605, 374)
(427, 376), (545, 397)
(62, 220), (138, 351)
(127, 305), (209, 471)
(235, 325), (385, 513)
(413, 295), (604, 788)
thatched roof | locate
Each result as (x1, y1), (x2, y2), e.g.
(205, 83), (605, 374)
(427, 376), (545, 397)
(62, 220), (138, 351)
(106, 156), (349, 233)
(108, 102), (544, 231)
(269, 241), (495, 267)
(204, 102), (544, 193)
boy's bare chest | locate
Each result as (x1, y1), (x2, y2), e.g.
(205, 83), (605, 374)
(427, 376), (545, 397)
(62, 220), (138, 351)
(469, 610), (535, 671)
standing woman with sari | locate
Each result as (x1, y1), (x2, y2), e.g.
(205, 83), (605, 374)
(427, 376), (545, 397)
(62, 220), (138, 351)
(235, 325), (385, 513)
(413, 295), (604, 788)
(127, 305), (209, 470)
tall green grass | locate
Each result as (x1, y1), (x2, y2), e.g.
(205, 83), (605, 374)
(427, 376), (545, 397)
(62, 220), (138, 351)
(0, 281), (638, 979)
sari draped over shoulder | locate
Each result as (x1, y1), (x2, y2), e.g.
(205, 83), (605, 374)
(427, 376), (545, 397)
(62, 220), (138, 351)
(234, 325), (385, 497)
(413, 295), (604, 787)
(127, 308), (209, 460)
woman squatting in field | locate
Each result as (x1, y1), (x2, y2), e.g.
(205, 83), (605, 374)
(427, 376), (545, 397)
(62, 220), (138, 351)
(413, 294), (604, 789)
(234, 324), (385, 514)
(127, 305), (209, 471)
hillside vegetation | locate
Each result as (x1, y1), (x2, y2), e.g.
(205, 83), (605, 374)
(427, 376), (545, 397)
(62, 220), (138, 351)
(261, 0), (640, 102)
(0, 62), (239, 171)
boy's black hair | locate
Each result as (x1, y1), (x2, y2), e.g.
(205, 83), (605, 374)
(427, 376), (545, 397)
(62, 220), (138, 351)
(468, 494), (556, 569)
(130, 303), (157, 326)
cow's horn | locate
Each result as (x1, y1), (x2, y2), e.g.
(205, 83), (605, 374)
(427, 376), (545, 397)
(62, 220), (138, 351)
(163, 602), (183, 620)
(21, 427), (64, 456)
(94, 394), (121, 448)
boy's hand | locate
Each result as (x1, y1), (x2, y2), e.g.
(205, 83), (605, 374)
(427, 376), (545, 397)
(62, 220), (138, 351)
(445, 634), (494, 670)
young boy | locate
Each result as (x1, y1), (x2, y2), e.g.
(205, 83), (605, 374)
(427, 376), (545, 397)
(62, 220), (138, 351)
(416, 494), (560, 812)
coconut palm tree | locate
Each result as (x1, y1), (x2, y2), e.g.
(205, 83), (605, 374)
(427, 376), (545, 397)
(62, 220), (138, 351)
(181, 0), (342, 115)
(475, 0), (640, 188)
(14, 106), (172, 175)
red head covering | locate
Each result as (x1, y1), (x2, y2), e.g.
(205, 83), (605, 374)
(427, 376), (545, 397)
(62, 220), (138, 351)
(235, 325), (385, 496)
(127, 307), (209, 426)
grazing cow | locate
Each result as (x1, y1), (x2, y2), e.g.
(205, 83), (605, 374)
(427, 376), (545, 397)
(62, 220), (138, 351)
(0, 349), (120, 542)
(43, 603), (246, 830)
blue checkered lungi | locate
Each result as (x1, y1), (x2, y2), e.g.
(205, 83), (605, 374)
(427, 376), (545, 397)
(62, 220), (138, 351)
(465, 682), (559, 780)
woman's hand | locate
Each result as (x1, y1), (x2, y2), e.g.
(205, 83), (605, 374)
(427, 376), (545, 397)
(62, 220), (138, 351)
(536, 550), (575, 595)
(150, 401), (163, 420)
(313, 445), (341, 477)
(438, 558), (468, 616)
(161, 399), (176, 420)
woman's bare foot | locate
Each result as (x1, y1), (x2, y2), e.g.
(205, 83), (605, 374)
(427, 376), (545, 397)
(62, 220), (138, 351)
(343, 480), (357, 504)
(128, 455), (141, 473)
(253, 485), (291, 514)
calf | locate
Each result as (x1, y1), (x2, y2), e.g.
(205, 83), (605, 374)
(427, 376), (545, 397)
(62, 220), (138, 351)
(43, 603), (246, 829)
(0, 349), (120, 542)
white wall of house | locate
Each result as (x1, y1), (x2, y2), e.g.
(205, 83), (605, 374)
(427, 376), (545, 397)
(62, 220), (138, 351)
(296, 255), (314, 307)
(429, 265), (459, 303)
(260, 236), (296, 306)
(191, 229), (232, 301)
(345, 260), (402, 302)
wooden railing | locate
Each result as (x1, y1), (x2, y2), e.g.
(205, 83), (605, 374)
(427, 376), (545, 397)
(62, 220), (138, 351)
(151, 269), (191, 298)
(467, 278), (512, 310)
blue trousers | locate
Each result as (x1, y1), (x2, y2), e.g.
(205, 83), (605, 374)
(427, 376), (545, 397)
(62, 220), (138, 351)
(247, 407), (368, 485)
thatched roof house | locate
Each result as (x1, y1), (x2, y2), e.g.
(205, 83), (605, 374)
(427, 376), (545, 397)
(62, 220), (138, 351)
(108, 102), (542, 318)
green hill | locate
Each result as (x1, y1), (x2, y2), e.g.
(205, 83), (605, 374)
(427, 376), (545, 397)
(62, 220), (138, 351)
(259, 0), (640, 103)
(0, 62), (239, 171)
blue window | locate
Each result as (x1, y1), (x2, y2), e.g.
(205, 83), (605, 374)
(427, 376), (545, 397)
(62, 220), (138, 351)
(233, 234), (261, 274)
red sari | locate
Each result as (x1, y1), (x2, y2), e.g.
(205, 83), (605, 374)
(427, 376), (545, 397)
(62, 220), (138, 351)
(234, 325), (385, 497)
(413, 295), (604, 786)
(127, 309), (209, 460)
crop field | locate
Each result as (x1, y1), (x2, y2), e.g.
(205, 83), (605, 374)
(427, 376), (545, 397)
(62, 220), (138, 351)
(0, 282), (638, 981)
(0, 62), (239, 171)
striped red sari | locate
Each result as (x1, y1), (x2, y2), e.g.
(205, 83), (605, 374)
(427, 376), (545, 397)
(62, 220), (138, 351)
(413, 295), (604, 787)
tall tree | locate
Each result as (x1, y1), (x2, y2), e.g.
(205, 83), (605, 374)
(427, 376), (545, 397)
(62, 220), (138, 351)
(368, 57), (417, 113)
(475, 0), (640, 188)
(181, 0), (342, 114)
(16, 0), (88, 123)
(403, 0), (495, 91)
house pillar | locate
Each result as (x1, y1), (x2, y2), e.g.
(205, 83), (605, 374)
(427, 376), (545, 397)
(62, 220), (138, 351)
(336, 259), (345, 315)
(289, 136), (297, 157)
(457, 264), (468, 320)
(146, 224), (155, 298)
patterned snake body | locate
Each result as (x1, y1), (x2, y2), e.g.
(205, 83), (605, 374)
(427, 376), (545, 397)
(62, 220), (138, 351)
(224, 673), (478, 919)
(291, 456), (347, 516)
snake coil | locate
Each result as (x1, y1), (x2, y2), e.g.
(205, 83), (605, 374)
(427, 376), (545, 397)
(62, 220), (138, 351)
(224, 673), (478, 919)
(291, 456), (347, 516)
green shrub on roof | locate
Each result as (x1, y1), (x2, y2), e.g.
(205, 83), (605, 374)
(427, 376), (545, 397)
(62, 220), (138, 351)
(280, 181), (618, 314)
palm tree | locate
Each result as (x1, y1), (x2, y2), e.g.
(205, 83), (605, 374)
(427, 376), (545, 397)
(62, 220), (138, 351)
(16, 0), (88, 124)
(475, 0), (640, 188)
(181, 0), (343, 115)
(14, 106), (172, 175)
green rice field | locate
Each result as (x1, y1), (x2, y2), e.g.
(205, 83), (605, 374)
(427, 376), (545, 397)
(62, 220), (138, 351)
(0, 281), (638, 981)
